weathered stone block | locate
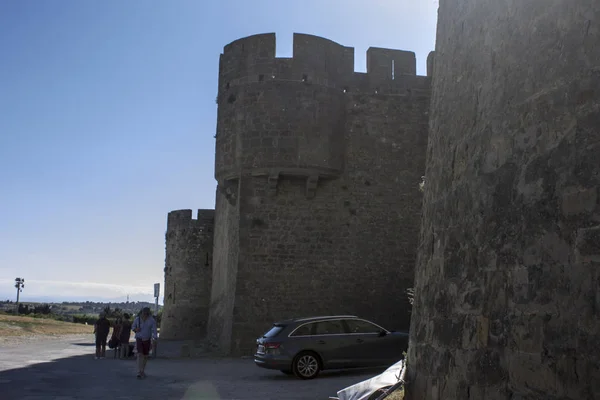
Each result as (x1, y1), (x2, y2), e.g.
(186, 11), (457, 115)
(561, 186), (598, 216)
(576, 225), (600, 261)
(432, 316), (463, 348)
(466, 349), (507, 386)
(508, 314), (544, 354)
(461, 315), (489, 350)
(508, 353), (556, 395)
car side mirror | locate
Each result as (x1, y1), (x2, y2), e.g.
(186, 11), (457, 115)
(378, 330), (387, 337)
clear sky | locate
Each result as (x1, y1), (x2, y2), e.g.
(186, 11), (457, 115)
(0, 0), (438, 303)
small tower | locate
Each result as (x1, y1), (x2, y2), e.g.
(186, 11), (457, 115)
(160, 209), (214, 340)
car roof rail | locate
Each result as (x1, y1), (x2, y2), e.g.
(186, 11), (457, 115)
(293, 315), (358, 322)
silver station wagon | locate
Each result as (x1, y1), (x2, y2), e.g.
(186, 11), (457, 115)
(253, 315), (409, 379)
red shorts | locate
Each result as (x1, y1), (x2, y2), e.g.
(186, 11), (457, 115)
(136, 339), (152, 355)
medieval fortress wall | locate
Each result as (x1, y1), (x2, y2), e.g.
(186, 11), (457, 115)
(407, 1), (600, 399)
(162, 33), (432, 356)
(161, 2), (599, 397)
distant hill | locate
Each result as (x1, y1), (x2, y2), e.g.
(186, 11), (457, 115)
(0, 295), (162, 305)
(0, 300), (162, 318)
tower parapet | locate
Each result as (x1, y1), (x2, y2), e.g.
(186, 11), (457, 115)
(166, 209), (214, 230)
(366, 47), (416, 82)
(215, 32), (431, 194)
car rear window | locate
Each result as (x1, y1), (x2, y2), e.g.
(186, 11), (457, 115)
(263, 325), (285, 338)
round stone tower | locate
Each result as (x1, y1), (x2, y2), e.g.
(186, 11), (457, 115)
(407, 1), (599, 399)
(215, 33), (353, 186)
(160, 209), (214, 340)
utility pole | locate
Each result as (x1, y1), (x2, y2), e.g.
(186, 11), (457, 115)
(153, 283), (160, 316)
(153, 283), (160, 358)
(14, 277), (25, 311)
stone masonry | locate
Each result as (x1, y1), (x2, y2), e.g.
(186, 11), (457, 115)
(407, 1), (600, 399)
(161, 33), (433, 356)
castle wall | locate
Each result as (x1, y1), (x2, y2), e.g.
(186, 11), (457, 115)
(342, 87), (430, 321)
(208, 32), (432, 356)
(407, 1), (600, 399)
(229, 176), (346, 356)
(205, 186), (240, 354)
(215, 82), (346, 180)
(161, 209), (214, 340)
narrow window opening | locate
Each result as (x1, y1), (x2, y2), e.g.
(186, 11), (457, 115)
(391, 60), (395, 80)
(225, 82), (230, 89)
(258, 74), (264, 82)
(343, 87), (349, 93)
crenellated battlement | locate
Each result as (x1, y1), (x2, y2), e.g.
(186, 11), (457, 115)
(167, 209), (215, 232)
(214, 33), (433, 183)
(218, 33), (431, 96)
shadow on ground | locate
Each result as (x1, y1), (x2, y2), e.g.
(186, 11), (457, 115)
(259, 366), (388, 382)
(0, 346), (386, 400)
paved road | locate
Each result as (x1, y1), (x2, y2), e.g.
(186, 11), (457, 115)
(0, 335), (385, 399)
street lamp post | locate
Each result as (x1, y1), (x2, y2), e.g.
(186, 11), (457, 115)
(15, 277), (25, 311)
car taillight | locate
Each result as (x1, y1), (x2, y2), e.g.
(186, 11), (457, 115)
(264, 342), (281, 355)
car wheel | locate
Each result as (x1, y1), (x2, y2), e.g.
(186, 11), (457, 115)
(292, 351), (321, 379)
(281, 370), (294, 375)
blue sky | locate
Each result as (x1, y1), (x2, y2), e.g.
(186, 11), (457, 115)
(0, 0), (438, 303)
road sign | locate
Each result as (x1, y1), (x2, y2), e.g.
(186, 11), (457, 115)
(154, 283), (160, 298)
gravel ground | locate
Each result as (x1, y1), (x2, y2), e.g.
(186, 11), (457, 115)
(0, 335), (385, 400)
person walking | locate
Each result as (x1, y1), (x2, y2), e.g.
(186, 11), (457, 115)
(119, 313), (132, 359)
(93, 312), (111, 359)
(131, 307), (157, 378)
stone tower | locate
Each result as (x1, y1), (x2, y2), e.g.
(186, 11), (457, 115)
(407, 1), (600, 399)
(160, 209), (214, 340)
(205, 33), (433, 355)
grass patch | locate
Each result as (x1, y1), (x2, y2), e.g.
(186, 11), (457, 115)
(0, 313), (93, 337)
(385, 387), (405, 400)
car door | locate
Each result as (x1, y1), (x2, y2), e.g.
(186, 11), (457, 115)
(309, 319), (352, 369)
(287, 321), (317, 355)
(343, 319), (391, 367)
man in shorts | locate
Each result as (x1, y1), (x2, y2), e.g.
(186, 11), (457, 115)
(93, 312), (111, 359)
(131, 307), (158, 378)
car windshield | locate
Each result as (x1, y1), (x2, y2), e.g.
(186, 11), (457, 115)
(262, 325), (285, 338)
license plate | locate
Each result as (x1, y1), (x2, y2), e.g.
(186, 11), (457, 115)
(257, 345), (265, 354)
